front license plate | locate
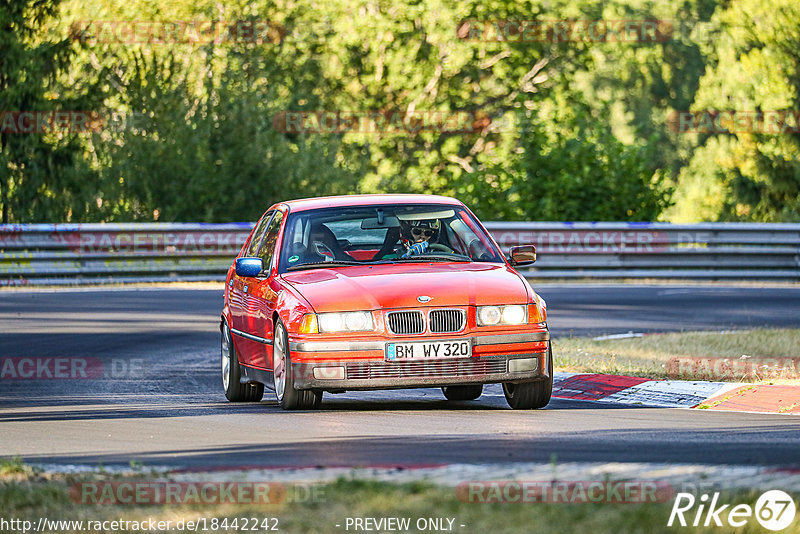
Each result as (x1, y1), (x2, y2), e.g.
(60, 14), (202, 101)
(386, 340), (472, 361)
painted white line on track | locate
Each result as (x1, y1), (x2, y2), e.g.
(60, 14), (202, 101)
(591, 332), (645, 341)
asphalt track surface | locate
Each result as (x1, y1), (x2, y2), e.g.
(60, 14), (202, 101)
(1, 284), (799, 470)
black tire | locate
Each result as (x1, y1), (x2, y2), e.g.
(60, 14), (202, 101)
(502, 343), (553, 409)
(273, 319), (322, 410)
(442, 384), (483, 401)
(221, 322), (264, 402)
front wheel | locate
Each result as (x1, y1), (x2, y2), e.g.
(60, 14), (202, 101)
(273, 320), (322, 410)
(503, 344), (553, 409)
(442, 385), (483, 401)
(221, 322), (264, 402)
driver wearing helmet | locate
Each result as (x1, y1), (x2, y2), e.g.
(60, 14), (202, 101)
(400, 219), (439, 258)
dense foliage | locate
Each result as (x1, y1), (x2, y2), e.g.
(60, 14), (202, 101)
(0, 0), (797, 222)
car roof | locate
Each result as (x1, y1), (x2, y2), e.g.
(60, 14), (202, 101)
(278, 194), (464, 213)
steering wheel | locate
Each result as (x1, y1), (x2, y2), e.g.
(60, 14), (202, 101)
(428, 243), (454, 253)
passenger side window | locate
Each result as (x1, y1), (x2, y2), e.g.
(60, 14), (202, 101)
(246, 211), (274, 257)
(256, 211), (284, 272)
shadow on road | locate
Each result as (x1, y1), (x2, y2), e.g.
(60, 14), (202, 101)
(16, 424), (800, 469)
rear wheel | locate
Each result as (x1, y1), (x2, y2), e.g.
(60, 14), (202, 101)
(221, 322), (264, 402)
(442, 385), (483, 401)
(503, 344), (553, 410)
(273, 320), (322, 410)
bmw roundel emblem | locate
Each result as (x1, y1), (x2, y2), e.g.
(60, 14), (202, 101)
(417, 295), (432, 303)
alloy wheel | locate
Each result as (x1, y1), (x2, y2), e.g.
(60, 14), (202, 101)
(221, 328), (231, 391)
(273, 323), (287, 401)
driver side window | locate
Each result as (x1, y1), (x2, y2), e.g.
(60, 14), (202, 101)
(246, 211), (274, 257)
(256, 211), (284, 272)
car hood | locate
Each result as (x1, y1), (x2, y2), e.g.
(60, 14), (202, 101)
(281, 262), (530, 312)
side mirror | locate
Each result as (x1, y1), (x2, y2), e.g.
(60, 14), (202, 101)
(509, 245), (536, 266)
(235, 257), (264, 277)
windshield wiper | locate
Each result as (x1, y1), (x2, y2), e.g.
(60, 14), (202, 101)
(392, 254), (472, 263)
(286, 260), (363, 271)
(287, 255), (473, 271)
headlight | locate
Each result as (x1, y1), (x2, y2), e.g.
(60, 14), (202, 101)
(478, 306), (502, 325)
(317, 311), (374, 333)
(502, 305), (526, 324)
(477, 305), (527, 326)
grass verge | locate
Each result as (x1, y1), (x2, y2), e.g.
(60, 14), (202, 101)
(553, 328), (800, 383)
(2, 469), (798, 533)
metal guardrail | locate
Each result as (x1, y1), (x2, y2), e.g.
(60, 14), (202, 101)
(0, 223), (252, 286)
(483, 222), (800, 280)
(0, 222), (798, 285)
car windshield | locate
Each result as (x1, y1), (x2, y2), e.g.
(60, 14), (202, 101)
(278, 203), (504, 272)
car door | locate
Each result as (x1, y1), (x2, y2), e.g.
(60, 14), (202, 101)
(230, 210), (274, 367)
(250, 210), (285, 371)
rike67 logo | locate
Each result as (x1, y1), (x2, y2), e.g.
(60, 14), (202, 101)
(668, 490), (797, 531)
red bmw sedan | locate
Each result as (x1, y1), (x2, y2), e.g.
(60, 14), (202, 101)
(221, 194), (551, 410)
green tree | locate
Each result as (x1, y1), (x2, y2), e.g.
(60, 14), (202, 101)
(669, 0), (800, 221)
(458, 92), (669, 221)
(0, 0), (104, 222)
(20, 0), (789, 223)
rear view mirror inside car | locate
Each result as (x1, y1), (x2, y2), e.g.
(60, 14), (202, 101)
(361, 216), (400, 229)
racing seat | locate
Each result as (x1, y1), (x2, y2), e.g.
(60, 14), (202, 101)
(309, 224), (349, 261)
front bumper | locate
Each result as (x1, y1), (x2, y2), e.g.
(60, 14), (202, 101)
(289, 331), (550, 390)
